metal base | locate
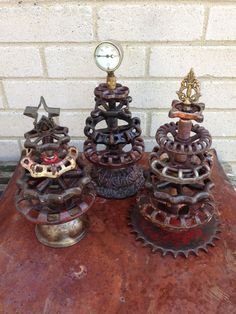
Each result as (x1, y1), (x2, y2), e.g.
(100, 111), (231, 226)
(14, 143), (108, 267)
(91, 164), (145, 199)
(129, 207), (220, 258)
(35, 215), (89, 248)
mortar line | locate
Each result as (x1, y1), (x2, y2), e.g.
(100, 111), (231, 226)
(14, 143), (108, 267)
(1, 41), (236, 47)
(2, 77), (236, 82)
(39, 47), (49, 77)
(0, 80), (9, 110)
(201, 6), (210, 43)
(92, 6), (98, 42)
(145, 46), (151, 77)
(145, 111), (152, 137)
(0, 1), (235, 6)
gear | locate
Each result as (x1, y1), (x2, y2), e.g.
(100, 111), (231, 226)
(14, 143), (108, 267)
(83, 80), (145, 198)
(129, 206), (220, 258)
(16, 97), (96, 226)
(128, 70), (221, 257)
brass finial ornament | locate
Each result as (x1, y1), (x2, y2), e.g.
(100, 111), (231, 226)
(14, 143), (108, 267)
(176, 68), (201, 105)
(129, 69), (220, 258)
(169, 68), (205, 123)
(94, 40), (123, 90)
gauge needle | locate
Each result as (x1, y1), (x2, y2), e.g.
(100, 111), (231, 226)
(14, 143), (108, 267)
(96, 54), (118, 58)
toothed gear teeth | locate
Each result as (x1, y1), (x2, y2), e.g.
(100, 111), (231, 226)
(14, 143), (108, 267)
(129, 207), (220, 258)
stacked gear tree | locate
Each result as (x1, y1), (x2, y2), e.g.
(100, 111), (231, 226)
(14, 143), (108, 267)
(84, 77), (145, 199)
(129, 69), (220, 257)
(15, 97), (95, 247)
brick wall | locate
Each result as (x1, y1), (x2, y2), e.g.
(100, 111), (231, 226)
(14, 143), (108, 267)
(0, 0), (235, 173)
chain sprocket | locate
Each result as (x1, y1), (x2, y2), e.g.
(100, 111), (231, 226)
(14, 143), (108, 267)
(128, 206), (220, 258)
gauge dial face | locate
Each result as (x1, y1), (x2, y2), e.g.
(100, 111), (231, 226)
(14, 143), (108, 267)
(94, 41), (123, 72)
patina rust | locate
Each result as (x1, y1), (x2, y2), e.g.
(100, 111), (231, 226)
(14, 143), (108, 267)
(15, 97), (96, 247)
(84, 82), (145, 199)
(130, 70), (219, 257)
(0, 153), (235, 313)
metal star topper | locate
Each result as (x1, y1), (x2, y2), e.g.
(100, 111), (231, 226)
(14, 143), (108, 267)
(24, 96), (60, 125)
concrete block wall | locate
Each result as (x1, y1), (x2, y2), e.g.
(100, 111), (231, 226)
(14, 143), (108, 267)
(0, 0), (235, 174)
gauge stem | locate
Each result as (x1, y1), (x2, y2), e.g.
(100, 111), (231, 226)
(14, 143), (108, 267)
(107, 71), (116, 90)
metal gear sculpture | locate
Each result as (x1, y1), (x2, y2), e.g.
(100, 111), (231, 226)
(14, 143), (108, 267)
(129, 69), (220, 258)
(15, 97), (96, 247)
(84, 44), (145, 199)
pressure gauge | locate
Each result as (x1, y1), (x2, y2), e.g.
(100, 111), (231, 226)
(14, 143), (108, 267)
(94, 41), (123, 72)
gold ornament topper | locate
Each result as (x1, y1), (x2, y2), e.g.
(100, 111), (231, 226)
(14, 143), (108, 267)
(176, 68), (201, 105)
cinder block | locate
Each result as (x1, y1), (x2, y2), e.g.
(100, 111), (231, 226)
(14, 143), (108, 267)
(206, 6), (236, 40)
(0, 4), (93, 42)
(0, 112), (33, 136)
(59, 111), (91, 137)
(121, 80), (179, 109)
(122, 80), (236, 110)
(203, 112), (236, 137)
(45, 45), (145, 78)
(0, 140), (21, 161)
(0, 47), (42, 77)
(201, 81), (236, 109)
(4, 80), (98, 109)
(212, 139), (236, 162)
(119, 80), (236, 110)
(0, 92), (4, 109)
(97, 5), (204, 41)
(150, 47), (236, 77)
(150, 111), (172, 137)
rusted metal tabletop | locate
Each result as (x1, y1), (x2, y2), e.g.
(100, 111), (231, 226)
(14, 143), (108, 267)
(0, 153), (235, 314)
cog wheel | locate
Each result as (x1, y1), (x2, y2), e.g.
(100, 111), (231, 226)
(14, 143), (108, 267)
(128, 206), (220, 258)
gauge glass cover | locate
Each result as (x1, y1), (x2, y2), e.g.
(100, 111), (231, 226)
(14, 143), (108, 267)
(94, 42), (123, 72)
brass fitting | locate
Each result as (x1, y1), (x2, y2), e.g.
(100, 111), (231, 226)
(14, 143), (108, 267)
(106, 71), (116, 90)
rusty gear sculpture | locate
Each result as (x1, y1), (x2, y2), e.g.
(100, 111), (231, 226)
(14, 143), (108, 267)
(15, 97), (96, 247)
(84, 82), (145, 199)
(129, 69), (220, 257)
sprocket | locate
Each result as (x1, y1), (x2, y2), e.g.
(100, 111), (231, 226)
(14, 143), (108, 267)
(129, 206), (220, 258)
